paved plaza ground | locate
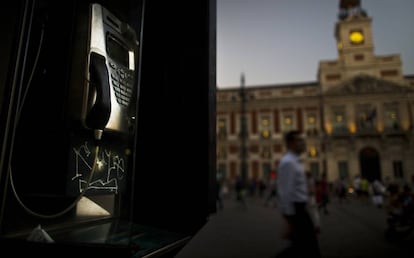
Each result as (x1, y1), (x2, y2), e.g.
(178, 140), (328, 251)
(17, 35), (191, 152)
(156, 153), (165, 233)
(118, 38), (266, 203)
(175, 194), (413, 258)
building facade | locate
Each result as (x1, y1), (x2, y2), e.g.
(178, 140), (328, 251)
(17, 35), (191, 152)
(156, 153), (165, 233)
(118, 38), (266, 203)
(216, 1), (414, 187)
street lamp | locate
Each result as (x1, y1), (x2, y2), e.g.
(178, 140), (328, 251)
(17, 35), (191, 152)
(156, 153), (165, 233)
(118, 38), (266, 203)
(239, 73), (247, 182)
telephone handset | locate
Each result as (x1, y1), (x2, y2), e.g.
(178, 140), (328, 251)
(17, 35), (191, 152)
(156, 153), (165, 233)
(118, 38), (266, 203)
(83, 3), (139, 133)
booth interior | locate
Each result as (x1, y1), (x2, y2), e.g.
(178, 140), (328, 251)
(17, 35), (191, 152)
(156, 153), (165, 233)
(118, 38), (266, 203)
(0, 0), (217, 257)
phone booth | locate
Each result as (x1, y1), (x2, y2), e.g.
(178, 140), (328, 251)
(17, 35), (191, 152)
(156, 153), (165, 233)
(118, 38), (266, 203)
(0, 0), (217, 257)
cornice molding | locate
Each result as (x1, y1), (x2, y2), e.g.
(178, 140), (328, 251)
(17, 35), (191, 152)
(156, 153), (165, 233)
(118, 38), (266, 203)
(324, 75), (413, 95)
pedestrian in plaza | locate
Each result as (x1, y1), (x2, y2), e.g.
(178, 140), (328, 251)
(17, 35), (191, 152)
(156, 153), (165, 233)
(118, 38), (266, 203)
(317, 172), (330, 215)
(306, 171), (321, 234)
(360, 176), (370, 199)
(371, 179), (386, 208)
(275, 130), (321, 258)
(264, 177), (278, 208)
(216, 177), (224, 210)
(235, 176), (247, 209)
(353, 174), (362, 198)
(258, 178), (267, 198)
(335, 176), (348, 204)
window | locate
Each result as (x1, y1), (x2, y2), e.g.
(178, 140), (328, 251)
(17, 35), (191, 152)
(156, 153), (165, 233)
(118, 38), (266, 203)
(380, 70), (398, 77)
(338, 161), (349, 179)
(217, 145), (227, 159)
(282, 114), (293, 132)
(384, 103), (399, 130)
(307, 114), (316, 126)
(229, 145), (239, 154)
(306, 113), (318, 135)
(262, 162), (272, 179)
(273, 144), (282, 153)
(332, 107), (347, 132)
(217, 163), (227, 180)
(393, 161), (404, 179)
(385, 110), (399, 129)
(354, 54), (364, 61)
(262, 145), (271, 159)
(326, 74), (341, 81)
(260, 115), (271, 139)
(308, 146), (318, 158)
(356, 104), (376, 130)
(310, 162), (320, 179)
(217, 118), (227, 140)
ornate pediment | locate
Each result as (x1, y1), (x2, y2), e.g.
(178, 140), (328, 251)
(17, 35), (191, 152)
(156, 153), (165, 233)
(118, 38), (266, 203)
(324, 75), (413, 95)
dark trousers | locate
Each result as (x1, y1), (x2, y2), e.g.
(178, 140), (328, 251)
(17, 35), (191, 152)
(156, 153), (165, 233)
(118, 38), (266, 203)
(278, 202), (321, 258)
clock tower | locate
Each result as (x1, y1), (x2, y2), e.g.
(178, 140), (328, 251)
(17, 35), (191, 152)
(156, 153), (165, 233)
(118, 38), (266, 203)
(335, 1), (374, 72)
(318, 0), (406, 91)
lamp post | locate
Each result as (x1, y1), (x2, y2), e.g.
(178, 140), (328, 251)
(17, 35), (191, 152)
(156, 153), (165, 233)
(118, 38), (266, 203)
(239, 73), (247, 182)
(319, 90), (327, 175)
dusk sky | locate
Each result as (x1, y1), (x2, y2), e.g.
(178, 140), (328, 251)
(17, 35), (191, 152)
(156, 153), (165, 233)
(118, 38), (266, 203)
(217, 0), (414, 88)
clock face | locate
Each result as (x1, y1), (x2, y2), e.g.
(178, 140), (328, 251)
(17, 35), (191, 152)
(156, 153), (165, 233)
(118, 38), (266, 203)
(349, 31), (364, 44)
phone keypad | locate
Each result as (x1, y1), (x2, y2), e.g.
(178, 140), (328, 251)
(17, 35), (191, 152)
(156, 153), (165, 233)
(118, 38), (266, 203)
(109, 61), (134, 107)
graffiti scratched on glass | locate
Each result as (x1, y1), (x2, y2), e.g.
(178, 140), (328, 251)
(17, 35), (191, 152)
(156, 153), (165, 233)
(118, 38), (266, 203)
(71, 142), (125, 194)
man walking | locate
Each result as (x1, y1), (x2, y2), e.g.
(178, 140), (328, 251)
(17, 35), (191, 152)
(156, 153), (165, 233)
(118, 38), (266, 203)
(276, 130), (321, 258)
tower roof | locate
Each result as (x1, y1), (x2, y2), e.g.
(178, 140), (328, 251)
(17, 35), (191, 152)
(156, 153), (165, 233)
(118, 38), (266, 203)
(339, 0), (360, 10)
(338, 0), (367, 20)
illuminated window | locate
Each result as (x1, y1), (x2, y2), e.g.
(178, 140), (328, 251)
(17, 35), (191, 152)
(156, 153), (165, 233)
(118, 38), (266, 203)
(306, 113), (318, 135)
(307, 114), (316, 125)
(385, 110), (399, 129)
(308, 146), (318, 157)
(282, 114), (293, 131)
(307, 114), (316, 130)
(384, 103), (399, 130)
(357, 104), (376, 130)
(332, 108), (346, 132)
(217, 118), (227, 140)
(262, 129), (270, 139)
(260, 115), (271, 139)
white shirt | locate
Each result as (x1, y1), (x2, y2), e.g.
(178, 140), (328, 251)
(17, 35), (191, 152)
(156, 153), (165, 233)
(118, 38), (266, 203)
(277, 151), (309, 215)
